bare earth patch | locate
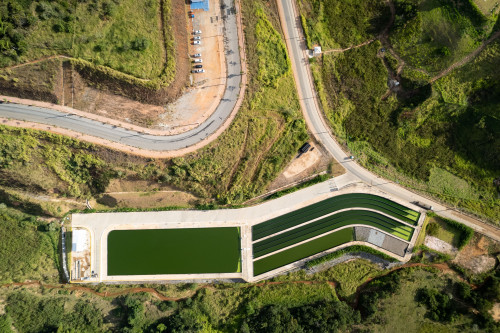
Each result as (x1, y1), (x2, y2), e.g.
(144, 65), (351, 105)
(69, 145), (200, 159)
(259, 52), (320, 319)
(266, 142), (341, 193)
(97, 191), (198, 209)
(491, 303), (500, 322)
(283, 143), (322, 178)
(424, 235), (457, 254)
(452, 236), (497, 274)
(96, 178), (198, 208)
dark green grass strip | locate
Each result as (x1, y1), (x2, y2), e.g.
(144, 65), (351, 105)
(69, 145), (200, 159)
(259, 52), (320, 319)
(253, 228), (353, 276)
(108, 228), (241, 275)
(253, 210), (413, 258)
(253, 193), (419, 240)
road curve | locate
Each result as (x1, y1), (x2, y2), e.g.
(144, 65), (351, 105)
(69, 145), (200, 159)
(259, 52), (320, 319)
(0, 0), (241, 152)
(277, 0), (500, 240)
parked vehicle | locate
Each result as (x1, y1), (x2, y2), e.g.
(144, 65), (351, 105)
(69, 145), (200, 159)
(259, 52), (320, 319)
(193, 58), (202, 63)
(194, 30), (202, 34)
(193, 41), (201, 45)
(299, 142), (311, 153)
(193, 53), (202, 58)
(412, 201), (433, 210)
(188, 11), (194, 18)
(192, 69), (205, 73)
(193, 36), (201, 41)
(194, 65), (203, 68)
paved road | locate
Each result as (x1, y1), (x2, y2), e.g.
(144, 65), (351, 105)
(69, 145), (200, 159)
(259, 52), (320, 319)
(277, 0), (500, 240)
(0, 0), (241, 152)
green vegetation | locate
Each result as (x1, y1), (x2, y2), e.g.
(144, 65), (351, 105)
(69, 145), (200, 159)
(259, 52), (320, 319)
(0, 207), (59, 284)
(391, 0), (494, 74)
(298, 0), (390, 49)
(6, 291), (103, 333)
(107, 227), (241, 275)
(254, 6), (290, 87)
(242, 300), (360, 332)
(426, 213), (474, 249)
(300, 0), (500, 222)
(0, 126), (114, 199)
(416, 270), (500, 330)
(325, 259), (383, 298)
(253, 210), (413, 259)
(264, 174), (330, 200)
(305, 245), (398, 268)
(0, 0), (174, 84)
(253, 193), (419, 241)
(253, 227), (353, 275)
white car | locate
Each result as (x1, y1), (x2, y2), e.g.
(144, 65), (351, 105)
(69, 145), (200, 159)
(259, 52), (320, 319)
(193, 36), (201, 41)
(193, 58), (202, 63)
(192, 69), (205, 73)
(193, 41), (201, 45)
(193, 53), (202, 58)
(194, 30), (202, 34)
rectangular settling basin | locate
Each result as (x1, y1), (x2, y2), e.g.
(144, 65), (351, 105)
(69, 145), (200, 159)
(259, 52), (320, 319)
(107, 227), (241, 275)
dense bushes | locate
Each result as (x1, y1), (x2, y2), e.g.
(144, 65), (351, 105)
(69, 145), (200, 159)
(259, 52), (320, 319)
(0, 208), (59, 283)
(243, 300), (360, 333)
(416, 271), (500, 331)
(357, 270), (403, 318)
(0, 125), (114, 198)
(6, 292), (104, 333)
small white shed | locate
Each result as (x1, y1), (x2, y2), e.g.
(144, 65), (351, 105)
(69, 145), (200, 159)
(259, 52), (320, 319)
(72, 229), (88, 252)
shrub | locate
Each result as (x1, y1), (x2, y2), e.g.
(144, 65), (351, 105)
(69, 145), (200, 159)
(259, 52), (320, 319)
(131, 37), (151, 51)
(426, 222), (440, 236)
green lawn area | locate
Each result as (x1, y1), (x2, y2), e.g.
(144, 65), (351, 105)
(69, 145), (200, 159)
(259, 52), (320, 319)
(253, 227), (353, 276)
(107, 228), (241, 275)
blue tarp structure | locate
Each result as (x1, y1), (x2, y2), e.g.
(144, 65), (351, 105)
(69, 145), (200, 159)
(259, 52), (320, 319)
(191, 0), (209, 11)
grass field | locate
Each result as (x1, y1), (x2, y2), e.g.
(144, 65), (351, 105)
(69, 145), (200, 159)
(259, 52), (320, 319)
(107, 227), (241, 275)
(253, 227), (353, 275)
(253, 193), (419, 241)
(0, 0), (173, 82)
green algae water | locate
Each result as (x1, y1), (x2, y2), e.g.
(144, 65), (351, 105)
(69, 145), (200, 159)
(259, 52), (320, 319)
(107, 227), (241, 275)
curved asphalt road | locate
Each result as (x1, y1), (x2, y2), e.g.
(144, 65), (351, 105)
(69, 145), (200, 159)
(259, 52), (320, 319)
(278, 0), (500, 240)
(0, 0), (241, 152)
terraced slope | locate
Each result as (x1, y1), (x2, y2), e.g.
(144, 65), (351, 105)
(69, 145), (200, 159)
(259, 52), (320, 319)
(252, 193), (419, 241)
(253, 228), (354, 275)
(253, 210), (413, 258)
